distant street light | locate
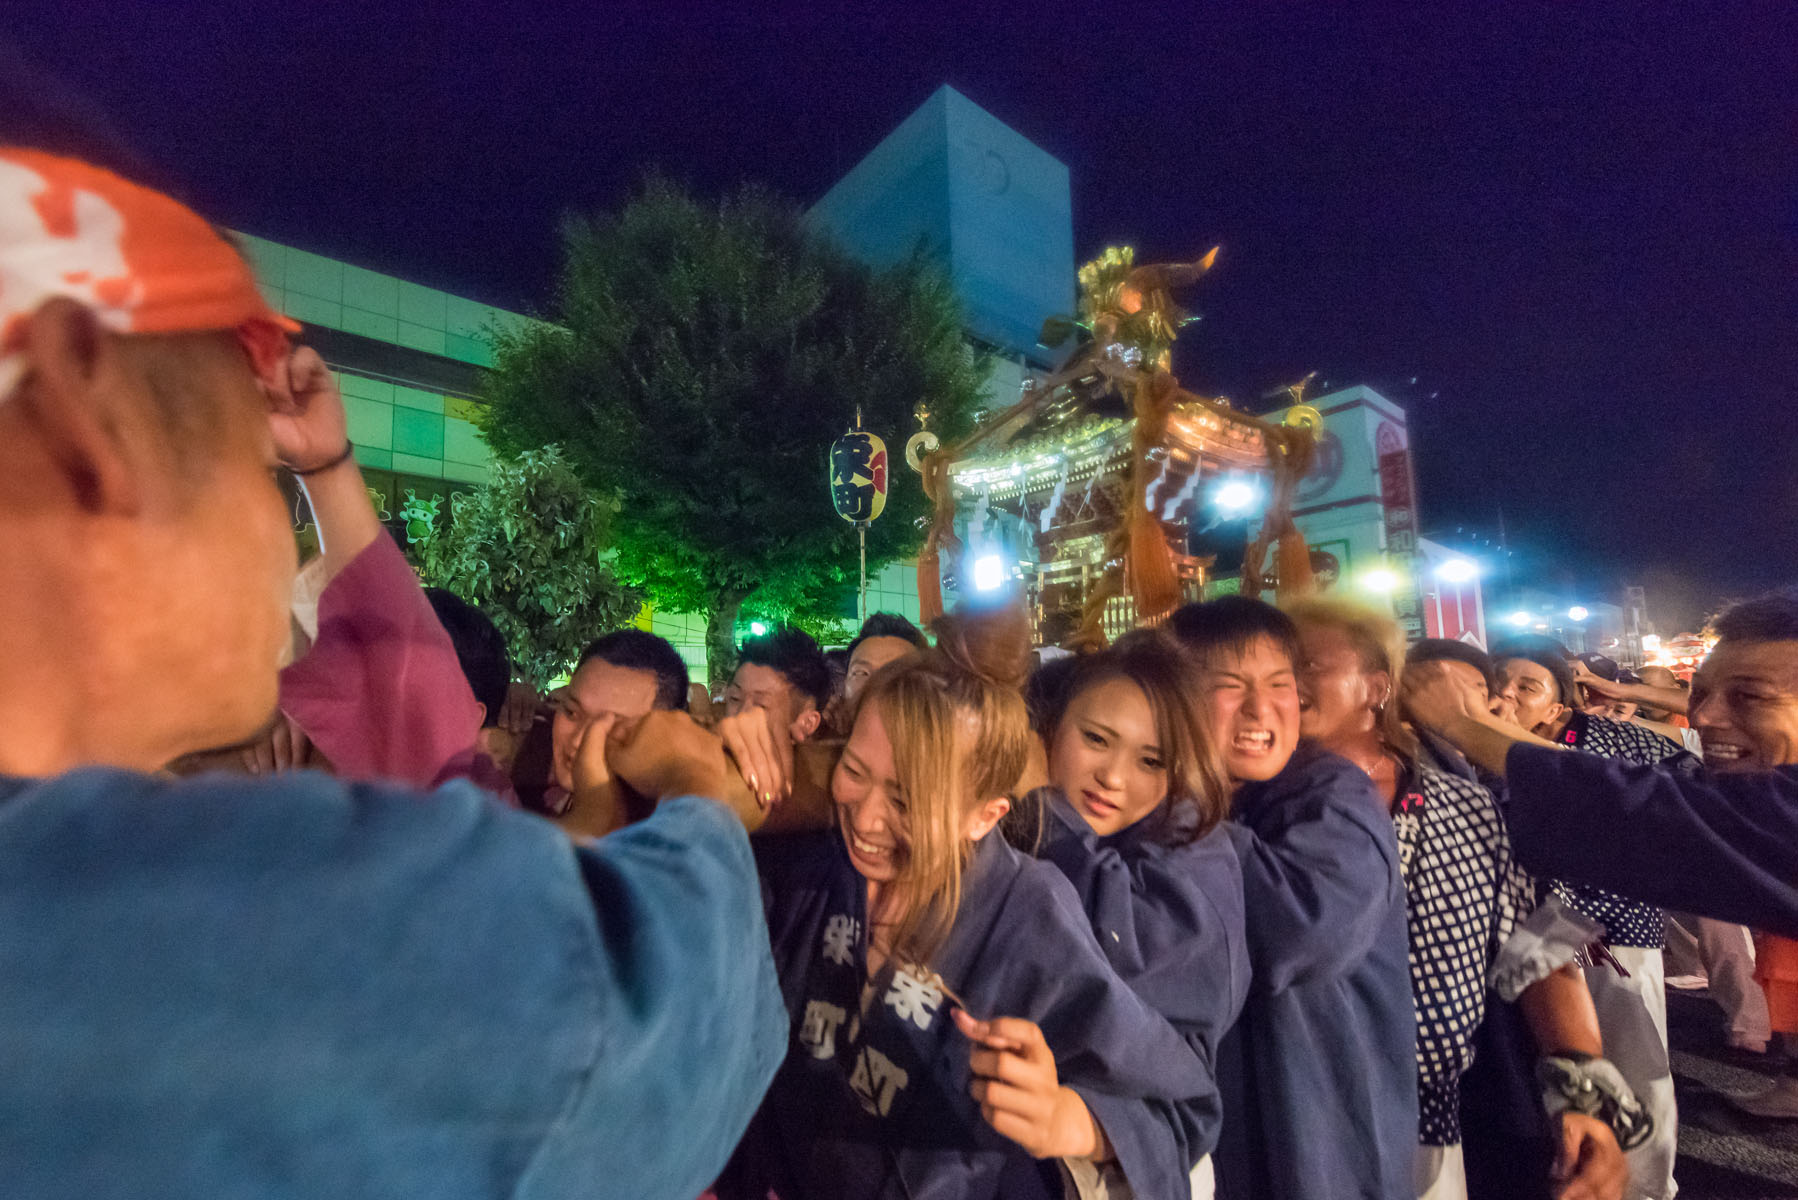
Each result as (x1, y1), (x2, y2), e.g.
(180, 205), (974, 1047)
(1506, 611), (1531, 627)
(1434, 558), (1479, 584)
(973, 554), (1005, 592)
(749, 621), (769, 636)
(1568, 606), (1589, 622)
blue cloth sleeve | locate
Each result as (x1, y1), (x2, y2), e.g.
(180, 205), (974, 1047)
(1504, 746), (1798, 939)
(1227, 772), (1404, 995)
(988, 864), (1220, 1197)
(517, 795), (788, 1199)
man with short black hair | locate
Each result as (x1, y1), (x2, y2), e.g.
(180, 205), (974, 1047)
(424, 589), (514, 727)
(1409, 586), (1798, 933)
(727, 627), (831, 739)
(843, 612), (927, 702)
(1169, 596), (1415, 1200)
(546, 629), (691, 837)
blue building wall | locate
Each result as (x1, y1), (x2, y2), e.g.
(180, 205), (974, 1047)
(808, 85), (1074, 365)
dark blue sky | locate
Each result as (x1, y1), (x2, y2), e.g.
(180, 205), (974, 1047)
(8, 2), (1791, 629)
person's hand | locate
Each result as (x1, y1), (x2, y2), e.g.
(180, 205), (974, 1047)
(559, 713), (627, 838)
(716, 704), (792, 808)
(1570, 660), (1628, 701)
(240, 712), (311, 775)
(266, 346), (350, 473)
(1490, 693), (1520, 726)
(953, 1009), (1106, 1161)
(608, 710), (762, 828)
(1551, 1113), (1627, 1200)
(1403, 660), (1491, 733)
(499, 680), (545, 738)
(571, 712), (621, 797)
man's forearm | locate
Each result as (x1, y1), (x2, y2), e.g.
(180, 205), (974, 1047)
(1435, 711), (1556, 776)
(1618, 680), (1689, 715)
(1518, 964), (1603, 1058)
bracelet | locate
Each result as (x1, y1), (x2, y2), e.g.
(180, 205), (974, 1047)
(1538, 1054), (1654, 1149)
(292, 441), (355, 476)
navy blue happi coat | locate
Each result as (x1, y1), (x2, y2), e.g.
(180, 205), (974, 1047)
(1036, 788), (1248, 1157)
(721, 828), (1217, 1200)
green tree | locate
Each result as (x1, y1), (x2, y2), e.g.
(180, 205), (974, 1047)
(480, 178), (987, 687)
(412, 446), (642, 685)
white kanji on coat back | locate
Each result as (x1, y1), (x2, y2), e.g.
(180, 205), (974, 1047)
(849, 1046), (910, 1117)
(799, 999), (848, 1060)
(883, 964), (944, 1031)
(821, 914), (861, 966)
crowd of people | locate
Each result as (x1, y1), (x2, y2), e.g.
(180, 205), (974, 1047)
(6, 123), (1798, 1200)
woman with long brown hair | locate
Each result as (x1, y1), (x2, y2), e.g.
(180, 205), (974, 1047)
(715, 610), (1216, 1200)
(1026, 629), (1248, 1190)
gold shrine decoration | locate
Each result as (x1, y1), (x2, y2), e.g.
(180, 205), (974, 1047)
(913, 243), (1319, 641)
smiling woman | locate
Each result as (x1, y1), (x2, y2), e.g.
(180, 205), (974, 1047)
(726, 607), (1221, 1199)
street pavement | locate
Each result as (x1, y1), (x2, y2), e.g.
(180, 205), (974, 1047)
(1670, 990), (1798, 1197)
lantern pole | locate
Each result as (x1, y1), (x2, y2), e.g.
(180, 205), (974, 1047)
(855, 404), (867, 623)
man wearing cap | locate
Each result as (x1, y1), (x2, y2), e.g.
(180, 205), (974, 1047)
(0, 146), (784, 1198)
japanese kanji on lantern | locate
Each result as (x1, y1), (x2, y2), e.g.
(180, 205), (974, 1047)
(830, 408), (889, 620)
(830, 423), (888, 524)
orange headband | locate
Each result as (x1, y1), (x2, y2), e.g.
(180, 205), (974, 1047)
(0, 148), (298, 398)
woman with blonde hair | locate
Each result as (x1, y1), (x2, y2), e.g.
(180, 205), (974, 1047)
(716, 609), (1216, 1200)
(1285, 598), (1631, 1200)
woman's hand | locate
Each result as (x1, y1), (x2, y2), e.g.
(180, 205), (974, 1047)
(954, 1009), (1108, 1161)
(715, 704), (791, 809)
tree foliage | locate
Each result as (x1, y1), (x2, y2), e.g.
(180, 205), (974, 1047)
(411, 446), (642, 685)
(480, 177), (988, 684)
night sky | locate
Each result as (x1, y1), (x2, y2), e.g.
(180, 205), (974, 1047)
(7, 3), (1791, 631)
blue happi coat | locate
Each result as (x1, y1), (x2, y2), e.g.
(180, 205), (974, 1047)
(1035, 789), (1249, 1156)
(0, 771), (785, 1200)
(1213, 743), (1418, 1200)
(723, 827), (1218, 1200)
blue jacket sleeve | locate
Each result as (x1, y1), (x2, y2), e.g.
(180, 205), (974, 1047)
(1504, 745), (1798, 938)
(518, 795), (788, 1199)
(1227, 764), (1404, 995)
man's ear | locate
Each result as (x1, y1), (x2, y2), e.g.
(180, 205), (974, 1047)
(790, 705), (823, 742)
(964, 794), (1012, 842)
(1539, 701), (1571, 736)
(15, 297), (142, 515)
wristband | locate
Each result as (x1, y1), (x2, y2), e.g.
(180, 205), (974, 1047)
(1538, 1053), (1654, 1149)
(292, 441), (355, 476)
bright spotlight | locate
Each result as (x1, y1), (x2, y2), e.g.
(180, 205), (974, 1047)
(1362, 568), (1399, 594)
(1212, 480), (1257, 513)
(749, 621), (769, 636)
(1434, 558), (1478, 584)
(1568, 606), (1589, 622)
(1506, 611), (1531, 627)
(973, 554), (1005, 592)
